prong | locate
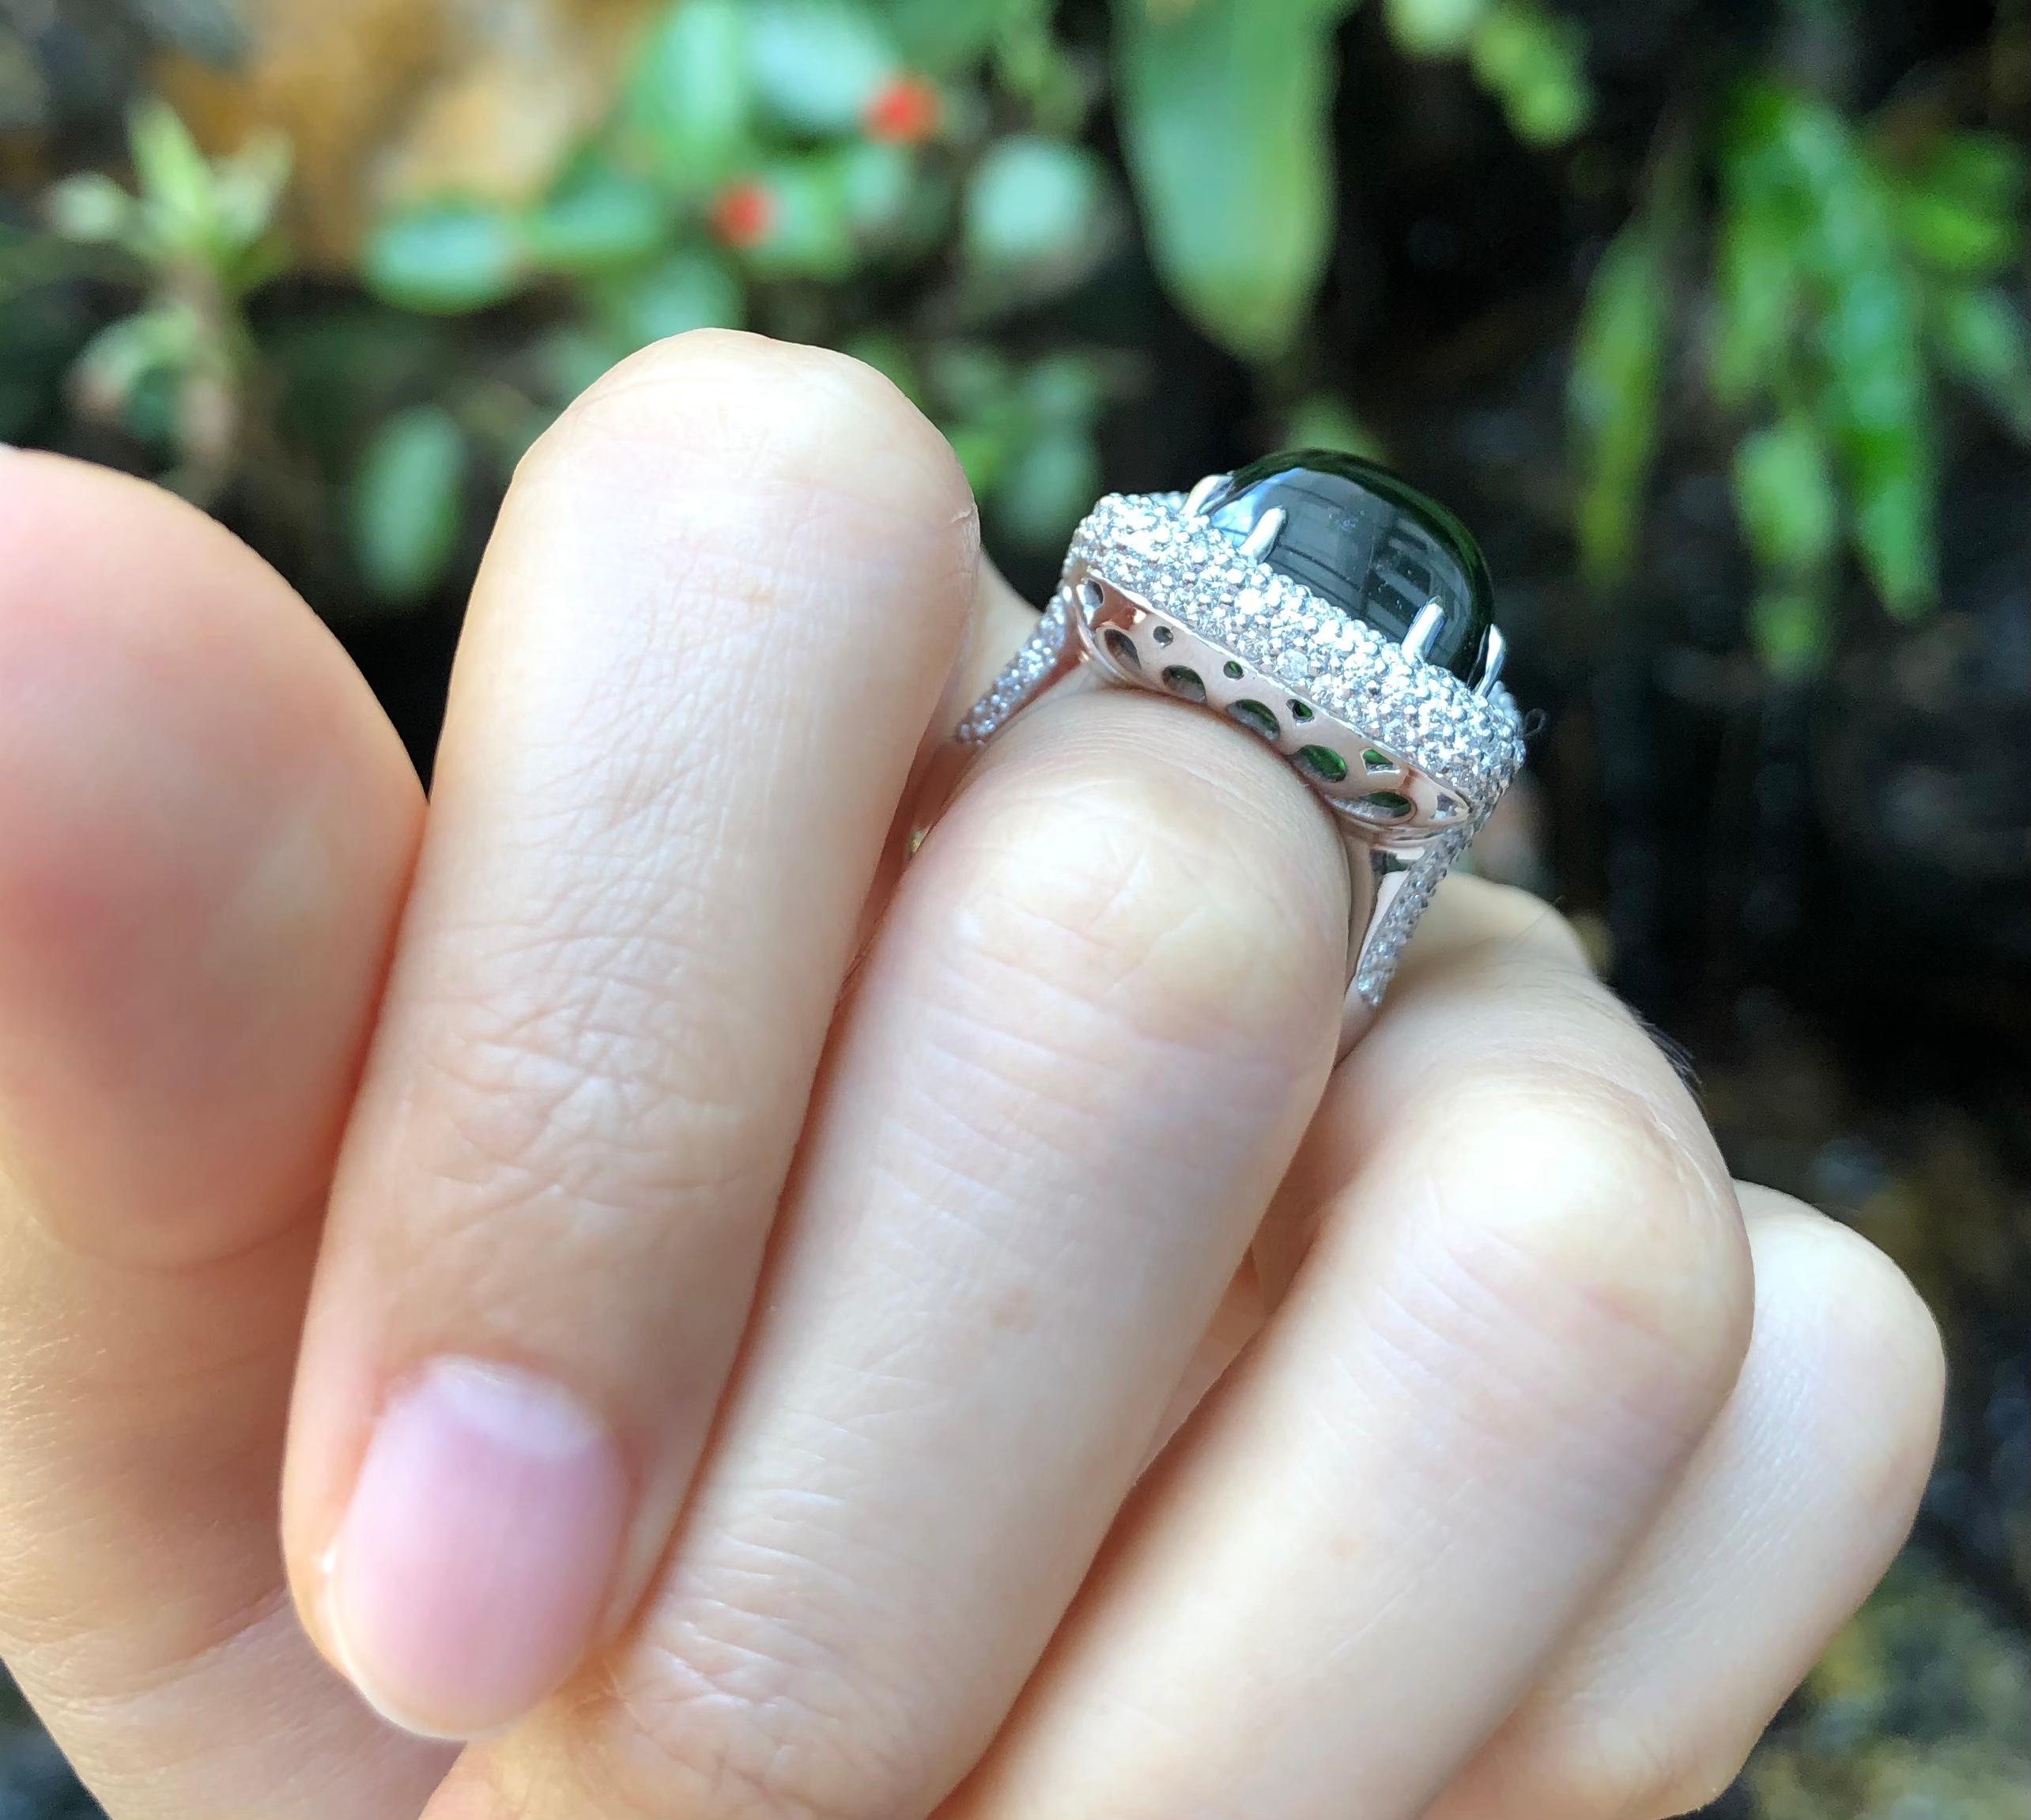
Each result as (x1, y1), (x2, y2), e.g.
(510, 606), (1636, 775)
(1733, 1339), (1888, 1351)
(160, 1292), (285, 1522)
(1402, 600), (1445, 662)
(1474, 624), (1507, 697)
(1238, 506), (1285, 561)
(1183, 473), (1228, 516)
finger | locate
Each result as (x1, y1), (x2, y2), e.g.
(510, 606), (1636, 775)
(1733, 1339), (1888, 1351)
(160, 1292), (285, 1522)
(0, 451), (446, 1816)
(1424, 1186), (1942, 1820)
(941, 878), (1754, 1820)
(426, 680), (1355, 1820)
(1247, 873), (1585, 1301)
(282, 330), (983, 1739)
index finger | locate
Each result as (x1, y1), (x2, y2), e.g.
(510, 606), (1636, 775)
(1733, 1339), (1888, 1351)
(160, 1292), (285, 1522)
(281, 331), (983, 1739)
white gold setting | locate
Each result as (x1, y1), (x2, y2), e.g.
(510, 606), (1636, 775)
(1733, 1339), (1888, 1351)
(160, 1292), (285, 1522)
(954, 485), (1527, 1033)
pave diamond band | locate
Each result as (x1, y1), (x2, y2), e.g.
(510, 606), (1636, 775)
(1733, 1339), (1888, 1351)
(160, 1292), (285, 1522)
(955, 459), (1526, 1048)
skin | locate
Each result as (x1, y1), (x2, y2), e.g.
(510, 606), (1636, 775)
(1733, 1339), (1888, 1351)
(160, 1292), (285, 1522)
(0, 331), (1944, 1820)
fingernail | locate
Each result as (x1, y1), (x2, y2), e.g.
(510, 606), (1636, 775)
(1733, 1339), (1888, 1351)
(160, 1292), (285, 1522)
(324, 1357), (629, 1739)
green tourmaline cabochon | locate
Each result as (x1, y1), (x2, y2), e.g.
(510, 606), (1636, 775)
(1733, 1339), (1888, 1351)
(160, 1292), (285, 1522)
(1203, 450), (1494, 682)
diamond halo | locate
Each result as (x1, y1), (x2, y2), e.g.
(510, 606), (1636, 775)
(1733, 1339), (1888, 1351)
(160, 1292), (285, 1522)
(954, 485), (1526, 1012)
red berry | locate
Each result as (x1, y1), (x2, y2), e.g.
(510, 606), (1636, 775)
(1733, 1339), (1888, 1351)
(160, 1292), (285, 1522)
(863, 75), (941, 144)
(709, 180), (774, 247)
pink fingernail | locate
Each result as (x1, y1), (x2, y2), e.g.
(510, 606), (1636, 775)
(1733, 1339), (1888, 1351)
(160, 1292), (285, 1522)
(324, 1357), (629, 1739)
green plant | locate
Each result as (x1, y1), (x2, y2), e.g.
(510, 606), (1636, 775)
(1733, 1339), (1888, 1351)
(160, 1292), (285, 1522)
(339, 0), (1121, 599)
(334, 0), (1590, 604)
(39, 100), (289, 503)
(10, 0), (1598, 608)
(1111, 0), (1587, 362)
(1571, 80), (2029, 676)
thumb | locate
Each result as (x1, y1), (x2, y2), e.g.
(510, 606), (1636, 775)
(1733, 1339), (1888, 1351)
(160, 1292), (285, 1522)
(0, 451), (447, 1818)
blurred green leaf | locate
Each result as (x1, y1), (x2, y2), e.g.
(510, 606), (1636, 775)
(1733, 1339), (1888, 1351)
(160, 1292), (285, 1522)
(622, 0), (751, 191)
(1841, 416), (1935, 621)
(991, 6), (1089, 134)
(927, 341), (1017, 419)
(748, 0), (899, 135)
(1890, 178), (2024, 276)
(945, 419), (1014, 495)
(1569, 221), (1669, 590)
(1710, 174), (1797, 410)
(71, 305), (201, 419)
(225, 232), (290, 296)
(1750, 583), (1828, 678)
(1732, 82), (1938, 620)
(127, 99), (213, 238)
(962, 134), (1103, 270)
(210, 134), (292, 253)
(349, 404), (468, 606)
(43, 172), (134, 245)
(1469, 1), (1591, 148)
(1385, 0), (1489, 59)
(1281, 392), (1385, 459)
(364, 203), (525, 313)
(988, 347), (1108, 547)
(929, 341), (1022, 492)
(591, 247), (744, 349)
(1020, 349), (1105, 426)
(836, 139), (917, 237)
(120, 361), (184, 446)
(1927, 283), (2031, 442)
(1890, 130), (2025, 276)
(524, 161), (669, 273)
(1115, 0), (1350, 362)
(1732, 413), (1837, 576)
(1812, 223), (1935, 613)
(990, 418), (1100, 549)
(878, 0), (1017, 72)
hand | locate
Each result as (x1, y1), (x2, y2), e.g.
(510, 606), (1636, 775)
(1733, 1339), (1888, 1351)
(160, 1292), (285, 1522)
(0, 332), (1942, 1820)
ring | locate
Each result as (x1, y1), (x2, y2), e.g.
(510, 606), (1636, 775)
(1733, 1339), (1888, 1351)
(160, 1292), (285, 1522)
(954, 450), (1527, 1052)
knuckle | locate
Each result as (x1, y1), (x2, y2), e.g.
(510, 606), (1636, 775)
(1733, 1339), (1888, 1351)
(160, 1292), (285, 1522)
(1510, 1716), (1746, 1820)
(943, 747), (1342, 1066)
(411, 967), (764, 1220)
(369, 939), (779, 1343)
(573, 1595), (932, 1820)
(1409, 1060), (1753, 1430)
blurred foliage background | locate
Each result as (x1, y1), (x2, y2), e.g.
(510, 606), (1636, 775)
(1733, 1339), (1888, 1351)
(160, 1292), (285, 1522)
(2, 0), (2028, 1815)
